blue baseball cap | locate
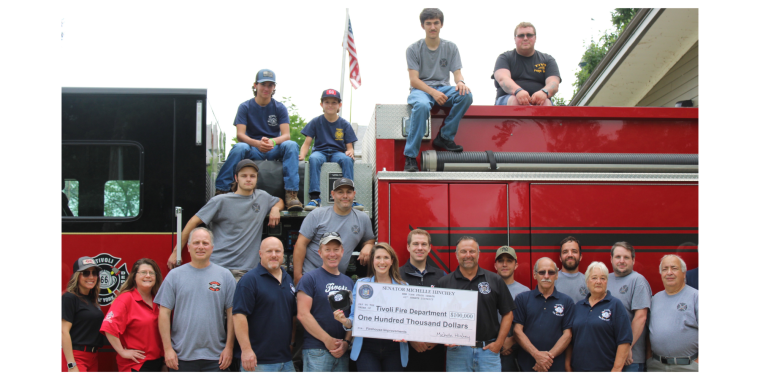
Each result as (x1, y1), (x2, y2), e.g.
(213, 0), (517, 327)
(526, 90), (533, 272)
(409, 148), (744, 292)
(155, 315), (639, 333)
(321, 89), (341, 102)
(255, 69), (276, 83)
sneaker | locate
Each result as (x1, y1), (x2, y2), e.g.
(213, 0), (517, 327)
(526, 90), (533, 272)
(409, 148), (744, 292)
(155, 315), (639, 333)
(432, 134), (464, 152)
(404, 156), (419, 172)
(305, 198), (321, 211)
(352, 201), (365, 211)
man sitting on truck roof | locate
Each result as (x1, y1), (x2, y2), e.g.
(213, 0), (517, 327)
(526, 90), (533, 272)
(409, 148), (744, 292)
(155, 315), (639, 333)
(491, 22), (561, 106)
(215, 68), (303, 211)
(403, 8), (473, 172)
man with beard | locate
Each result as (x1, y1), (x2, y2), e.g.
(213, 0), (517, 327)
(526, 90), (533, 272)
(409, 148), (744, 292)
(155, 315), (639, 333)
(554, 236), (588, 303)
(232, 237), (297, 372)
(606, 242), (651, 372)
(493, 245), (529, 371)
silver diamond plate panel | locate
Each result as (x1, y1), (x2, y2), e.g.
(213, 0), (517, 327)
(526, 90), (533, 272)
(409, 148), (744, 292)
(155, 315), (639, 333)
(376, 171), (698, 182)
(375, 104), (431, 141)
(303, 161), (374, 218)
(359, 109), (377, 173)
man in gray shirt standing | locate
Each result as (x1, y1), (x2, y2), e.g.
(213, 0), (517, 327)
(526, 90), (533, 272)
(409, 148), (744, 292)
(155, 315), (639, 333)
(494, 245), (530, 371)
(156, 227), (236, 372)
(606, 242), (651, 372)
(292, 178), (375, 284)
(403, 8), (473, 172)
(648, 254), (698, 372)
(554, 236), (588, 303)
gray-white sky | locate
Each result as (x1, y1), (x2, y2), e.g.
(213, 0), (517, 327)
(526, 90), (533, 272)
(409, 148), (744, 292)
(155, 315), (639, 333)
(60, 0), (615, 145)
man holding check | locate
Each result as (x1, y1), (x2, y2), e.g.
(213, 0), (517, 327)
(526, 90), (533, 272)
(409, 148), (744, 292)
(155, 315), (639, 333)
(436, 236), (516, 372)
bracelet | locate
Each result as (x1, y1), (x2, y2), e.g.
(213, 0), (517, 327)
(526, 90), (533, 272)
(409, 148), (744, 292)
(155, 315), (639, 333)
(342, 324), (352, 331)
(514, 88), (524, 96)
(271, 139), (277, 147)
(457, 80), (465, 85)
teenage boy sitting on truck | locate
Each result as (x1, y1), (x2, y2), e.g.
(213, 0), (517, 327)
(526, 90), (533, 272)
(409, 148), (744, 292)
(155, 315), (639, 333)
(299, 89), (363, 211)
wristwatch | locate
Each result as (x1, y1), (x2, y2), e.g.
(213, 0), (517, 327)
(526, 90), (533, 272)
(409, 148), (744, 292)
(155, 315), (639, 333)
(457, 80), (466, 85)
(67, 362), (77, 369)
(541, 89), (550, 97)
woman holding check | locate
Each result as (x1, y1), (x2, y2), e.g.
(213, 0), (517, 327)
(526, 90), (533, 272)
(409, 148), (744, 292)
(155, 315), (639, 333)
(333, 243), (410, 371)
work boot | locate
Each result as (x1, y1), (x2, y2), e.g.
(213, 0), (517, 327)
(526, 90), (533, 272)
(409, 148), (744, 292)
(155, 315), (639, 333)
(285, 190), (304, 212)
(215, 189), (229, 196)
(432, 134), (464, 152)
(404, 156), (418, 172)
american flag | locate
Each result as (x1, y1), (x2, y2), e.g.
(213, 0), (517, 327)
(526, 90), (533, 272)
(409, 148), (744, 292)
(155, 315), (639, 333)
(342, 17), (361, 89)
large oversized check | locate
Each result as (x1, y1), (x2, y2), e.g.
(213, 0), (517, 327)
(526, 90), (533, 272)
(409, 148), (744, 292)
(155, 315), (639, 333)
(352, 282), (478, 346)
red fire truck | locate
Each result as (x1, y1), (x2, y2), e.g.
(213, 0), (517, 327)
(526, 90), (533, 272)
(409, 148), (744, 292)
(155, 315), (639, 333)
(61, 88), (697, 371)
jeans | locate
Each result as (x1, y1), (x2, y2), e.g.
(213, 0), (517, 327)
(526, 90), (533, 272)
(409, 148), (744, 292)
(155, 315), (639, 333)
(302, 348), (349, 372)
(446, 346), (501, 372)
(495, 94), (554, 106)
(355, 338), (403, 372)
(622, 363), (645, 372)
(240, 360), (295, 372)
(171, 359), (229, 372)
(216, 140), (300, 192)
(404, 86), (473, 158)
(308, 149), (354, 196)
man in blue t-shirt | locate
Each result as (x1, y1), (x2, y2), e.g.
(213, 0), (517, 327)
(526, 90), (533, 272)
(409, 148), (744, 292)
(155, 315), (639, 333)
(215, 68), (303, 211)
(295, 232), (354, 372)
(299, 89), (361, 211)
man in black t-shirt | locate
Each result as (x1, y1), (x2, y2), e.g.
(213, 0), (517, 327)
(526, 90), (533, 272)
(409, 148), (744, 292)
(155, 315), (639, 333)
(491, 22), (561, 106)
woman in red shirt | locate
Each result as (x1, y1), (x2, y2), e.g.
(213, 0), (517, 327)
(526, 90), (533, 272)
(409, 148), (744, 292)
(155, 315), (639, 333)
(100, 258), (165, 372)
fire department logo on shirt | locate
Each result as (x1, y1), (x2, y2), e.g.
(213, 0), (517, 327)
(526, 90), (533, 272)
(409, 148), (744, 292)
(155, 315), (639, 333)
(478, 282), (491, 294)
(268, 115), (278, 127)
(252, 203), (261, 213)
(677, 302), (688, 311)
(579, 287), (588, 297)
(619, 285), (629, 294)
(440, 58), (448, 68)
(92, 253), (129, 307)
(352, 225), (360, 235)
(359, 284), (374, 299)
(335, 128), (344, 141)
(599, 309), (612, 321)
(105, 311), (114, 322)
(209, 281), (221, 292)
(553, 304), (565, 316)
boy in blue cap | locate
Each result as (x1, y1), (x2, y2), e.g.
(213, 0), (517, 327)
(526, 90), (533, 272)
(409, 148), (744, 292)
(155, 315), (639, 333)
(299, 89), (362, 211)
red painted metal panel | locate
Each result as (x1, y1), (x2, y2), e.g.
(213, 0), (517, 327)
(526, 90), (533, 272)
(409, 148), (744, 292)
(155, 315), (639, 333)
(389, 184), (449, 271)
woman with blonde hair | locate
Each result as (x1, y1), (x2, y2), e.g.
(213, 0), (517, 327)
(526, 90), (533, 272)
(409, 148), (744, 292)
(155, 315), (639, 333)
(62, 256), (106, 372)
(100, 258), (165, 372)
(334, 243), (409, 371)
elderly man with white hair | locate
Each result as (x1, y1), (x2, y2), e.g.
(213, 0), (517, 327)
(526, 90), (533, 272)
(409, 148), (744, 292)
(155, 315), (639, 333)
(565, 262), (632, 372)
(647, 255), (698, 372)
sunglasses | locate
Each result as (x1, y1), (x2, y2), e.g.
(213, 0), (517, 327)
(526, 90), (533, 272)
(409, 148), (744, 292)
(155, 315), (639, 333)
(515, 33), (535, 39)
(81, 269), (100, 277)
(321, 231), (341, 239)
(536, 270), (557, 276)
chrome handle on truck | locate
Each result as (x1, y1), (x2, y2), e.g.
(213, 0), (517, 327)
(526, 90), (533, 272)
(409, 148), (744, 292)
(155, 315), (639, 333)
(175, 206), (183, 266)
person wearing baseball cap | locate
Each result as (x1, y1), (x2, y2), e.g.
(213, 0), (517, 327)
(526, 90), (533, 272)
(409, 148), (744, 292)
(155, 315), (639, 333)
(292, 177), (375, 286)
(215, 68), (304, 212)
(494, 245), (530, 371)
(62, 256), (107, 372)
(299, 89), (362, 211)
(168, 158), (285, 281)
(295, 232), (354, 372)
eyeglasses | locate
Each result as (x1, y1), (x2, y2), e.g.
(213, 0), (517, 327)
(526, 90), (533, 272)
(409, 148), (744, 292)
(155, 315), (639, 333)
(81, 269), (100, 277)
(536, 270), (557, 276)
(137, 271), (156, 276)
(321, 232), (341, 239)
(515, 33), (535, 39)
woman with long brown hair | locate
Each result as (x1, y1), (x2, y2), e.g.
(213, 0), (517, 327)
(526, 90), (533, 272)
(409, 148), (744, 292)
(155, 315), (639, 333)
(334, 243), (410, 371)
(100, 258), (165, 372)
(62, 256), (106, 372)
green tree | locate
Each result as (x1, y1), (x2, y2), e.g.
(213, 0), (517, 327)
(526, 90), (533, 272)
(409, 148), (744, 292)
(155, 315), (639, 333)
(103, 180), (140, 217)
(572, 8), (641, 96)
(230, 97), (311, 160)
(552, 96), (568, 106)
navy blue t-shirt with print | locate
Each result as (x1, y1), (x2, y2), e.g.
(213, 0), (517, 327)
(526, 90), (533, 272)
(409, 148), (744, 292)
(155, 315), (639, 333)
(301, 115), (358, 153)
(513, 287), (575, 371)
(233, 98), (289, 140)
(570, 291), (633, 372)
(295, 267), (354, 350)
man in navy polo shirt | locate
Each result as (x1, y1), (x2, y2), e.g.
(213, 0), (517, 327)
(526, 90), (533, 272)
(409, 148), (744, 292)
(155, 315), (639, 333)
(435, 236), (515, 372)
(513, 257), (574, 372)
(215, 68), (303, 211)
(232, 237), (296, 372)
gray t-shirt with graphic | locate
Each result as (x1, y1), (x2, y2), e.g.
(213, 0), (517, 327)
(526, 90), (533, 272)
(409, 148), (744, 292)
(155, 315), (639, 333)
(406, 39), (463, 87)
(195, 191), (278, 270)
(154, 263), (235, 361)
(607, 271), (652, 363)
(649, 285), (698, 357)
(555, 271), (588, 304)
(300, 207), (374, 274)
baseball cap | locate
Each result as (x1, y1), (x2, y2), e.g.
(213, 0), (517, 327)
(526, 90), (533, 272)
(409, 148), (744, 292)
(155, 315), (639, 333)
(321, 89), (342, 102)
(255, 69), (276, 83)
(320, 232), (343, 246)
(235, 159), (259, 175)
(328, 289), (352, 317)
(495, 245), (517, 261)
(73, 256), (99, 272)
(332, 178), (355, 191)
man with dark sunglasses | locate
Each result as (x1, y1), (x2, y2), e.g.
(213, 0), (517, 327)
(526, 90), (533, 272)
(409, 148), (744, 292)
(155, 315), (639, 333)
(491, 22), (561, 106)
(512, 257), (575, 372)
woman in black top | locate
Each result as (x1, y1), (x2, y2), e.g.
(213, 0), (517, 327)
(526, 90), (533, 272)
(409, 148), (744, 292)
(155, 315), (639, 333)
(62, 256), (106, 372)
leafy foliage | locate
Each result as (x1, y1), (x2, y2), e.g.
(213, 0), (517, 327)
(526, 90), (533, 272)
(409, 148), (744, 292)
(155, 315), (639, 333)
(572, 8), (641, 96)
(103, 180), (140, 217)
(552, 96), (568, 106)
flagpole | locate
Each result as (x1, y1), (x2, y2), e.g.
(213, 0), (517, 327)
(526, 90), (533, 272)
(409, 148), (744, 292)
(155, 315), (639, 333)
(350, 86), (353, 123)
(339, 8), (349, 118)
